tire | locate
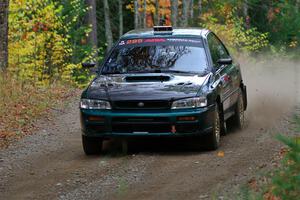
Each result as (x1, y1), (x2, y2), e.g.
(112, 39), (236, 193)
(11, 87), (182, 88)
(82, 135), (103, 155)
(231, 90), (245, 130)
(219, 106), (227, 136)
(205, 104), (221, 150)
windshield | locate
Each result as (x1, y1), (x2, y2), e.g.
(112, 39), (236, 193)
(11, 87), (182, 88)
(102, 38), (209, 74)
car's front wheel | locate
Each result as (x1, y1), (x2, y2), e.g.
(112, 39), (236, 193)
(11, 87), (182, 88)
(82, 135), (103, 155)
(205, 104), (221, 150)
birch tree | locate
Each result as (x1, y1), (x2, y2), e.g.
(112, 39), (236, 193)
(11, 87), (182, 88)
(0, 0), (9, 70)
(171, 0), (178, 27)
(103, 0), (113, 50)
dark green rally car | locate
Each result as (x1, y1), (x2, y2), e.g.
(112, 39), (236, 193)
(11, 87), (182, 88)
(80, 26), (247, 155)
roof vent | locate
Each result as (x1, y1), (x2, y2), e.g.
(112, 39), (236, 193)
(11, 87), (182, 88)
(153, 26), (173, 35)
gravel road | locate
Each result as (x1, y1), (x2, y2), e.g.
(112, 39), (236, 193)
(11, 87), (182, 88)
(1, 60), (299, 200)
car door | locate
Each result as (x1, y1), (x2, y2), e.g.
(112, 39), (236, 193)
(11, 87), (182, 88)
(207, 33), (235, 114)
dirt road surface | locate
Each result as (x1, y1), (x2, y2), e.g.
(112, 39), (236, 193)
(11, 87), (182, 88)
(1, 60), (299, 200)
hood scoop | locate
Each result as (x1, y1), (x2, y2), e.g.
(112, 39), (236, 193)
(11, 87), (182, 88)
(125, 75), (171, 82)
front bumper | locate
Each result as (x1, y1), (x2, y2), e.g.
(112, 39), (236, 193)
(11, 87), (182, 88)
(80, 105), (215, 138)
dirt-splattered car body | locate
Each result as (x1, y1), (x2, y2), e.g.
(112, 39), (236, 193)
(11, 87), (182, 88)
(80, 27), (247, 154)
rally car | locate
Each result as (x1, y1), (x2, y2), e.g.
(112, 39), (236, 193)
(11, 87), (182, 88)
(80, 26), (247, 155)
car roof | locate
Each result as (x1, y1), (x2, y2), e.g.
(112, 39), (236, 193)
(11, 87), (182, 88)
(121, 28), (210, 40)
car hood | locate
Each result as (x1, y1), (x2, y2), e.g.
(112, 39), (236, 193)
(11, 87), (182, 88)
(86, 73), (211, 101)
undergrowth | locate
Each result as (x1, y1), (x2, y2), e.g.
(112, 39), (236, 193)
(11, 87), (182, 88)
(237, 115), (300, 200)
(0, 73), (77, 147)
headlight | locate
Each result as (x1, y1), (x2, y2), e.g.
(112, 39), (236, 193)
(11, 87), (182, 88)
(171, 97), (207, 109)
(80, 99), (111, 110)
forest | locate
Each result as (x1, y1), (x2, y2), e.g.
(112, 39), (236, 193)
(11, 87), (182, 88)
(0, 1), (300, 135)
(0, 1), (300, 199)
(0, 0), (299, 86)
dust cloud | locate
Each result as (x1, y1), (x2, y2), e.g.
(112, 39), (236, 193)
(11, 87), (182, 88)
(240, 58), (300, 129)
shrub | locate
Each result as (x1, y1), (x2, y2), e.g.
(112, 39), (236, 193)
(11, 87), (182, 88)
(200, 7), (269, 55)
(271, 135), (300, 200)
(8, 0), (95, 87)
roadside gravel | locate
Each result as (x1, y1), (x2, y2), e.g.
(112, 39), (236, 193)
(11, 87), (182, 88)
(0, 60), (299, 200)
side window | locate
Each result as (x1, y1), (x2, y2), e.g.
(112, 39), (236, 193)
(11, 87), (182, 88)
(207, 33), (230, 68)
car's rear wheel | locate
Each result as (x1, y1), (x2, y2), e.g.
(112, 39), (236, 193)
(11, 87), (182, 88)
(82, 135), (103, 155)
(230, 90), (245, 130)
(205, 104), (221, 150)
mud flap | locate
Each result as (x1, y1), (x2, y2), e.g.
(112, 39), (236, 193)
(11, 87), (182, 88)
(242, 85), (247, 111)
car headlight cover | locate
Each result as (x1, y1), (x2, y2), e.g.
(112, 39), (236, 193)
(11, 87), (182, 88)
(171, 97), (207, 109)
(80, 99), (111, 110)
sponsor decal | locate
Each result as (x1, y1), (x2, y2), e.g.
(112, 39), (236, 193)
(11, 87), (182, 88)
(126, 39), (143, 45)
(143, 38), (167, 43)
(118, 40), (125, 46)
(166, 38), (201, 43)
(119, 38), (201, 46)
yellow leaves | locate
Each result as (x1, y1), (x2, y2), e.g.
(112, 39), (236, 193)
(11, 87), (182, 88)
(8, 0), (73, 85)
(201, 7), (269, 55)
(289, 40), (298, 48)
(217, 151), (225, 157)
(0, 73), (75, 148)
(263, 191), (281, 200)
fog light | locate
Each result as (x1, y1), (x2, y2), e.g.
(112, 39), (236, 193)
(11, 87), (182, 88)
(88, 116), (104, 121)
(177, 116), (197, 121)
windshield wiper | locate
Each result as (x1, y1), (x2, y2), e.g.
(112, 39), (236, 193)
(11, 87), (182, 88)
(102, 71), (125, 75)
(158, 69), (196, 74)
(102, 69), (202, 75)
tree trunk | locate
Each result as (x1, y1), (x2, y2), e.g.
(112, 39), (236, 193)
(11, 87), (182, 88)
(155, 0), (160, 25)
(243, 0), (248, 18)
(190, 0), (194, 19)
(243, 0), (250, 29)
(0, 0), (9, 71)
(161, 0), (165, 25)
(119, 0), (123, 36)
(143, 0), (147, 28)
(103, 0), (113, 50)
(182, 0), (190, 27)
(85, 0), (98, 58)
(134, 0), (139, 28)
(171, 0), (178, 27)
(198, 0), (202, 18)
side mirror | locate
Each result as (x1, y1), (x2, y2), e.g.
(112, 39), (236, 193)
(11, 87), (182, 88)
(82, 62), (96, 68)
(217, 58), (233, 65)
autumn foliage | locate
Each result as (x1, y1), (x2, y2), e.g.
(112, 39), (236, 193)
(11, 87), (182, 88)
(8, 0), (94, 87)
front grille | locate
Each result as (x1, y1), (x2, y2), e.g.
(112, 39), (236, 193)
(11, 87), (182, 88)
(112, 124), (171, 133)
(112, 117), (170, 133)
(111, 117), (199, 134)
(112, 117), (169, 124)
(112, 100), (171, 110)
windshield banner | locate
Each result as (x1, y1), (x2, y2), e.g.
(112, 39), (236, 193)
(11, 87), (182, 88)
(118, 38), (203, 48)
